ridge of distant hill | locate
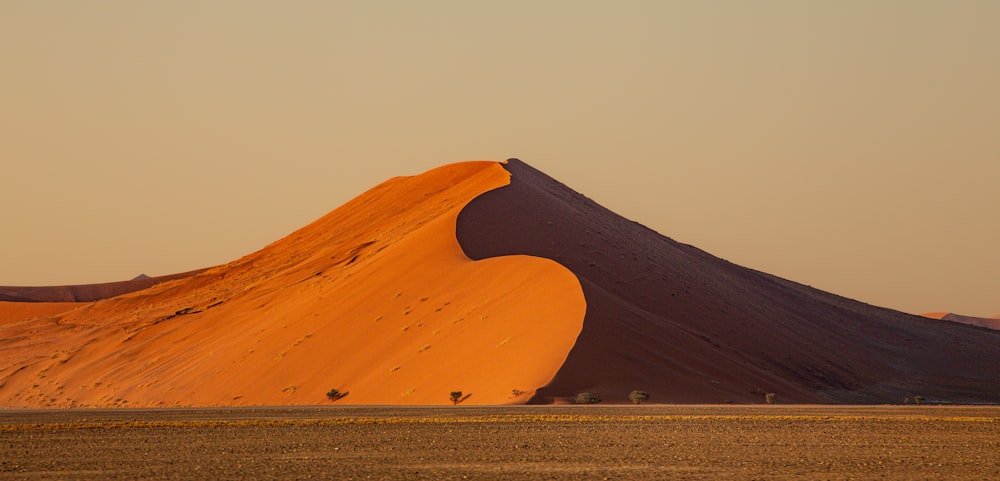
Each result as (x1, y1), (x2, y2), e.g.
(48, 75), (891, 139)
(0, 270), (206, 303)
(921, 312), (1000, 331)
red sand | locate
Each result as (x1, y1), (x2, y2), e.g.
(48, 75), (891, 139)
(0, 302), (82, 326)
(0, 161), (584, 407)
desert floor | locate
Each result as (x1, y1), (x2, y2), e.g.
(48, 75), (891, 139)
(2, 405), (997, 480)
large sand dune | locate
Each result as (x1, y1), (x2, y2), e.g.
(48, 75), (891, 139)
(457, 159), (1000, 404)
(2, 159), (998, 408)
(0, 161), (584, 407)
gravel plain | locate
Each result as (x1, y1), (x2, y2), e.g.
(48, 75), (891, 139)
(1, 405), (998, 480)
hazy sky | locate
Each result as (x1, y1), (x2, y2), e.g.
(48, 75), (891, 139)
(2, 1), (998, 316)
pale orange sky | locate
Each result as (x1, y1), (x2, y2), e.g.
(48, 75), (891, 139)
(2, 1), (998, 317)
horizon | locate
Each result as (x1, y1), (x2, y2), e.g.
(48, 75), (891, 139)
(2, 1), (998, 317)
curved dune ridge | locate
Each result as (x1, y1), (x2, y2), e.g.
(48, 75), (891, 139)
(921, 312), (1000, 331)
(0, 161), (585, 408)
(456, 159), (1000, 404)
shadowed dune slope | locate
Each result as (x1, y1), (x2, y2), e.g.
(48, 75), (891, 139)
(0, 161), (585, 408)
(457, 159), (1000, 404)
(922, 312), (1000, 331)
(0, 270), (207, 303)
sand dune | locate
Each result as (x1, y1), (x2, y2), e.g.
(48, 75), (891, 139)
(0, 270), (206, 303)
(3, 159), (998, 408)
(0, 161), (584, 407)
(0, 302), (82, 326)
(922, 312), (1000, 331)
(457, 159), (1000, 404)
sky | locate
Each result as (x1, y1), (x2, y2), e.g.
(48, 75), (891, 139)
(2, 1), (998, 317)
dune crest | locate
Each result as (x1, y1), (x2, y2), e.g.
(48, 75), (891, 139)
(0, 161), (585, 407)
(922, 312), (1000, 331)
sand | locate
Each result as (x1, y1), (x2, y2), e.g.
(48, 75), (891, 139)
(0, 302), (82, 326)
(457, 159), (1000, 404)
(0, 161), (585, 407)
(3, 158), (998, 409)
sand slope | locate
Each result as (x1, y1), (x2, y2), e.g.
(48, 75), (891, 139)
(0, 161), (585, 407)
(0, 302), (82, 326)
(922, 312), (1000, 331)
(457, 159), (1000, 404)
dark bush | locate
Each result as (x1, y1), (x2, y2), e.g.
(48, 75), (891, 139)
(629, 390), (650, 405)
(575, 392), (601, 404)
(326, 388), (348, 401)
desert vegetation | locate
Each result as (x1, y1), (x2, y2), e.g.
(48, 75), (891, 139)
(629, 390), (650, 404)
(449, 391), (463, 405)
(575, 392), (601, 404)
(326, 388), (348, 401)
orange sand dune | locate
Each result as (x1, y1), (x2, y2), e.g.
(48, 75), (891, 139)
(0, 302), (82, 326)
(922, 312), (1000, 331)
(0, 161), (584, 407)
(458, 159), (1000, 404)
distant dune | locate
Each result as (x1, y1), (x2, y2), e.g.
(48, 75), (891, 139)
(921, 312), (1000, 331)
(1, 159), (998, 408)
(0, 270), (206, 303)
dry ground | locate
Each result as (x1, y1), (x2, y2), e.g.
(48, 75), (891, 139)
(1, 405), (997, 480)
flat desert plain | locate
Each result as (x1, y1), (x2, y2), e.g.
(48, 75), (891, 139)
(2, 405), (998, 480)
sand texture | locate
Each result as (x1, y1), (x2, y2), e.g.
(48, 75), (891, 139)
(0, 161), (585, 407)
(457, 159), (1000, 404)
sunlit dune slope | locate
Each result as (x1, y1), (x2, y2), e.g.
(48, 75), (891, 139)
(0, 270), (206, 302)
(0, 302), (83, 326)
(457, 159), (1000, 404)
(922, 312), (1000, 331)
(0, 161), (585, 407)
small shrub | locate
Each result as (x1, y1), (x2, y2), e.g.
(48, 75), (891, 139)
(450, 391), (463, 405)
(511, 389), (525, 397)
(914, 395), (924, 406)
(326, 388), (348, 401)
(764, 392), (776, 404)
(575, 392), (601, 404)
(629, 390), (650, 405)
